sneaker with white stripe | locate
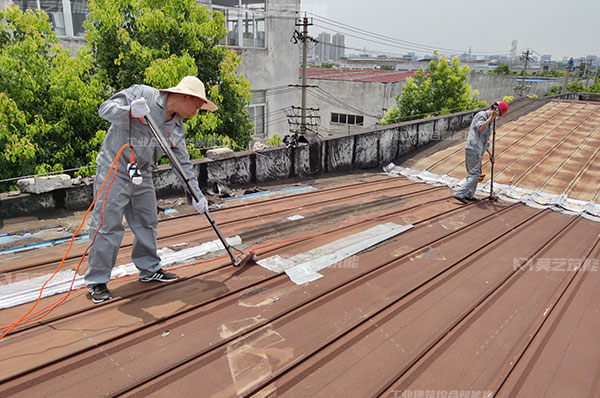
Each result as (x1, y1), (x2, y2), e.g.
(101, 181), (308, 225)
(88, 283), (112, 304)
(139, 269), (179, 283)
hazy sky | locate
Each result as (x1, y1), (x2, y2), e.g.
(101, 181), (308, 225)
(300, 0), (599, 60)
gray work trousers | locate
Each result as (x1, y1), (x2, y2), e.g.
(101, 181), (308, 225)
(85, 167), (161, 286)
(455, 149), (482, 199)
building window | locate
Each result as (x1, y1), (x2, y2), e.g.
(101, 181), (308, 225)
(13, 0), (87, 38)
(213, 1), (266, 48)
(248, 90), (266, 137)
(331, 112), (364, 126)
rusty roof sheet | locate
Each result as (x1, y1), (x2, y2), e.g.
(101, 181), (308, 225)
(394, 100), (600, 220)
(1, 102), (600, 397)
(302, 68), (416, 83)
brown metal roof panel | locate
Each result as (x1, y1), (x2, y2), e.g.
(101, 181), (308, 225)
(380, 216), (600, 397)
(498, 239), (600, 398)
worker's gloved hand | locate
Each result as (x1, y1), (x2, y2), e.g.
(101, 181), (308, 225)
(192, 196), (208, 214)
(130, 98), (150, 119)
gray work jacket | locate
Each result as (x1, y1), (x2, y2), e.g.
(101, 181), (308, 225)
(96, 84), (201, 197)
(465, 110), (491, 157)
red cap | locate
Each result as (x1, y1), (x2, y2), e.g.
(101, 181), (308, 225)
(494, 101), (509, 117)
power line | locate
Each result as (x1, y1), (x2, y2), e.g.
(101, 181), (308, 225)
(312, 87), (379, 118)
(306, 89), (375, 119)
(309, 13), (513, 57)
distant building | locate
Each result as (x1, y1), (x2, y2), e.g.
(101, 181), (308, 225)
(541, 54), (552, 63)
(331, 33), (345, 62)
(316, 32), (332, 62)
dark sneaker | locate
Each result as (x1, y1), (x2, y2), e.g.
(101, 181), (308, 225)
(465, 196), (479, 202)
(453, 195), (468, 205)
(88, 284), (112, 304)
(139, 269), (179, 283)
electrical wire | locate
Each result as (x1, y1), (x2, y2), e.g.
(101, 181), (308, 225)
(306, 87), (379, 119)
(309, 13), (513, 57)
(0, 143), (132, 339)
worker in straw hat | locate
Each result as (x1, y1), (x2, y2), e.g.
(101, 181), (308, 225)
(85, 76), (217, 304)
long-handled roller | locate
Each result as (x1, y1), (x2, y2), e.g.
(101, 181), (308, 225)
(144, 114), (254, 267)
(489, 117), (499, 202)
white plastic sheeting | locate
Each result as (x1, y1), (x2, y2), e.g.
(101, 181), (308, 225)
(257, 223), (414, 285)
(384, 163), (600, 222)
(0, 236), (243, 309)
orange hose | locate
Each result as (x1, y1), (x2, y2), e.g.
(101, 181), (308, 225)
(0, 144), (130, 339)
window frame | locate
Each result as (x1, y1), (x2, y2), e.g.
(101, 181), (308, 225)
(248, 90), (267, 138)
(331, 112), (365, 126)
(212, 1), (267, 49)
(15, 0), (86, 38)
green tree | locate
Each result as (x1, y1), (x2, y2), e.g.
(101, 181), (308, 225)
(567, 81), (586, 92)
(490, 63), (512, 75)
(84, 0), (253, 148)
(0, 6), (109, 188)
(382, 55), (486, 124)
(545, 85), (561, 96)
(534, 69), (564, 77)
(587, 78), (600, 94)
(267, 134), (283, 146)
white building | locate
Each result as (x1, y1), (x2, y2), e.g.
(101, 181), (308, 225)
(10, 0), (87, 53)
(303, 68), (414, 135)
(212, 0), (301, 140)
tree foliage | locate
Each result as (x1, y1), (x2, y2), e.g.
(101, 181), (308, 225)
(534, 69), (564, 77)
(84, 0), (253, 147)
(489, 63), (514, 75)
(0, 1), (255, 190)
(0, 6), (109, 189)
(382, 55), (486, 124)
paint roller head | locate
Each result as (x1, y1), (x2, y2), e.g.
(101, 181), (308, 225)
(233, 250), (255, 267)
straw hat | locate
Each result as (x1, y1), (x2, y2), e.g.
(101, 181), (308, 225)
(160, 76), (218, 111)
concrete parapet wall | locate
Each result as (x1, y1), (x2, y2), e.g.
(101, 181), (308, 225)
(0, 107), (500, 219)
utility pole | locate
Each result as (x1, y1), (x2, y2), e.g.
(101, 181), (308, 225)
(562, 57), (574, 95)
(584, 59), (590, 89)
(515, 49), (533, 97)
(293, 15), (316, 135)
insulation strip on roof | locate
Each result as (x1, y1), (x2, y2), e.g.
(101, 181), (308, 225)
(385, 164), (600, 221)
(0, 236), (242, 309)
(258, 223), (413, 285)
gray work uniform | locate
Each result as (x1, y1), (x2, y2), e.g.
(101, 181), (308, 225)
(455, 110), (491, 199)
(85, 84), (203, 286)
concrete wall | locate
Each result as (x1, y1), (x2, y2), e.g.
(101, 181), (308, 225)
(0, 108), (481, 219)
(306, 78), (404, 136)
(302, 72), (595, 135)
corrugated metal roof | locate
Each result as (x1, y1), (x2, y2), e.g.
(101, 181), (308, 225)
(302, 68), (416, 83)
(411, 100), (600, 202)
(2, 100), (600, 397)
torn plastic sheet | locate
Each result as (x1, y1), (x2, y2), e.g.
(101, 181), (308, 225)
(223, 185), (316, 202)
(384, 163), (600, 221)
(0, 234), (89, 255)
(257, 223), (413, 285)
(0, 236), (242, 309)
